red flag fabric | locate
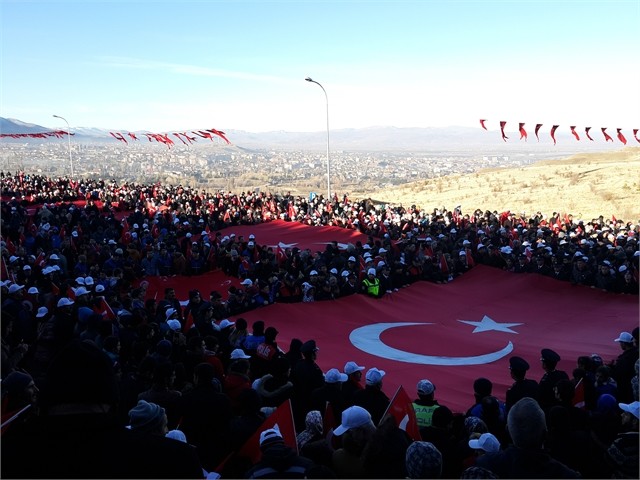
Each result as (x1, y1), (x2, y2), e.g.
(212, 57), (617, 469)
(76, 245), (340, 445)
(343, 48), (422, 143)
(499, 121), (508, 142)
(34, 252), (46, 268)
(616, 128), (627, 145)
(183, 311), (195, 333)
(479, 119), (487, 130)
(633, 129), (639, 143)
(570, 126), (580, 141)
(5, 238), (16, 255)
(136, 221), (636, 415)
(535, 123), (543, 141)
(383, 385), (421, 441)
(93, 297), (116, 321)
(585, 126), (594, 141)
(550, 125), (559, 145)
(215, 399), (296, 473)
(518, 123), (527, 141)
(229, 263), (636, 414)
(601, 127), (613, 142)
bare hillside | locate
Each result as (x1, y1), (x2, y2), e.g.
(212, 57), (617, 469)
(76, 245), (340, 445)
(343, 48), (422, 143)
(351, 147), (640, 222)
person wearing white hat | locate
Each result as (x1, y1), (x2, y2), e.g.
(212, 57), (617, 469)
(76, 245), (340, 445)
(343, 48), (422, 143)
(342, 361), (366, 405)
(352, 368), (390, 426)
(245, 425), (315, 478)
(612, 332), (639, 403)
(604, 401), (639, 478)
(361, 268), (380, 298)
(412, 379), (441, 429)
(309, 368), (349, 422)
(468, 432), (501, 454)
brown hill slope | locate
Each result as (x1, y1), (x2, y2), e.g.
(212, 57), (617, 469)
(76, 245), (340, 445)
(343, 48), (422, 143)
(351, 147), (640, 222)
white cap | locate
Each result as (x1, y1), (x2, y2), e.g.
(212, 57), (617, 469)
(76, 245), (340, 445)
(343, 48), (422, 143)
(325, 368), (348, 383)
(240, 279), (253, 286)
(334, 406), (372, 436)
(57, 297), (74, 307)
(614, 332), (634, 343)
(167, 319), (181, 331)
(27, 286), (39, 294)
(36, 306), (48, 318)
(165, 308), (177, 320)
(259, 425), (283, 446)
(468, 433), (501, 453)
(344, 361), (365, 375)
(219, 319), (235, 329)
(230, 348), (251, 360)
(365, 367), (385, 385)
(8, 284), (24, 294)
(73, 286), (90, 297)
(367, 268), (376, 276)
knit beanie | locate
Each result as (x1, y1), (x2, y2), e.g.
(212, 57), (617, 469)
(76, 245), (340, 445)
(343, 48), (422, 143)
(128, 400), (166, 433)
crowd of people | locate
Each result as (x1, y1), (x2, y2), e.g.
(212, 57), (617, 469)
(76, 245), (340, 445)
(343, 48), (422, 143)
(1, 171), (639, 478)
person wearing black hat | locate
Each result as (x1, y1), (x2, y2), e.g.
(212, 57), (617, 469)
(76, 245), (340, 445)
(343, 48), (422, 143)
(1, 340), (203, 479)
(291, 339), (324, 432)
(505, 356), (539, 413)
(538, 348), (569, 412)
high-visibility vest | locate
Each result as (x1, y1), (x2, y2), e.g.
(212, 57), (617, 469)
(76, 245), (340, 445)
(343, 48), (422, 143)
(362, 277), (380, 297)
(412, 402), (440, 428)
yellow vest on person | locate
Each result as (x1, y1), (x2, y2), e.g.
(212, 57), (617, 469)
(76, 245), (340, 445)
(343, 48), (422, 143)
(362, 277), (380, 296)
(412, 402), (440, 428)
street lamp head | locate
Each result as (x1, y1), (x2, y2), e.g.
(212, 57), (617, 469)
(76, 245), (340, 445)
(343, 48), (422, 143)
(305, 77), (313, 82)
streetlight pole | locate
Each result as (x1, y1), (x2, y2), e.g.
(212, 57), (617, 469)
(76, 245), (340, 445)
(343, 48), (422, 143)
(305, 77), (331, 200)
(52, 114), (74, 177)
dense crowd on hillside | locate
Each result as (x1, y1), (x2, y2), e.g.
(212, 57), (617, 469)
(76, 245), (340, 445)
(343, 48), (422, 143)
(1, 171), (639, 479)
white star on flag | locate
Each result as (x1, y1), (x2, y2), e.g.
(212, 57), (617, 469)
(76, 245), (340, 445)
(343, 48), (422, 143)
(458, 315), (523, 334)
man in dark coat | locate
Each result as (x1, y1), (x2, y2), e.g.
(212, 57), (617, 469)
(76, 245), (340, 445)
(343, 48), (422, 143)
(352, 367), (390, 426)
(310, 368), (349, 428)
(505, 356), (539, 412)
(610, 331), (639, 403)
(290, 340), (324, 431)
(538, 348), (569, 412)
(1, 340), (203, 479)
(177, 362), (233, 471)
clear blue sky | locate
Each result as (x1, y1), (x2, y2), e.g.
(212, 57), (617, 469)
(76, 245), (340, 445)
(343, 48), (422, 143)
(2, 0), (639, 133)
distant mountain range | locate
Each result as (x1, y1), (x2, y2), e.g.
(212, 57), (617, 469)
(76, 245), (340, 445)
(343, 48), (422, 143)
(0, 116), (622, 153)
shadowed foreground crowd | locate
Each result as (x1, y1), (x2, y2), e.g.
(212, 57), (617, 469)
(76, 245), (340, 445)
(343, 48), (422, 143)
(1, 172), (639, 479)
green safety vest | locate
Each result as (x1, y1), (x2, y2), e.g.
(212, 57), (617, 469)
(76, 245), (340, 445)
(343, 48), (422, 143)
(412, 402), (440, 428)
(363, 277), (380, 296)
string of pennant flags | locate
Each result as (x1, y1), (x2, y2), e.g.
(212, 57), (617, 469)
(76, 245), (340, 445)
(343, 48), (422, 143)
(108, 128), (231, 148)
(479, 119), (639, 145)
(0, 130), (74, 139)
(0, 128), (231, 148)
